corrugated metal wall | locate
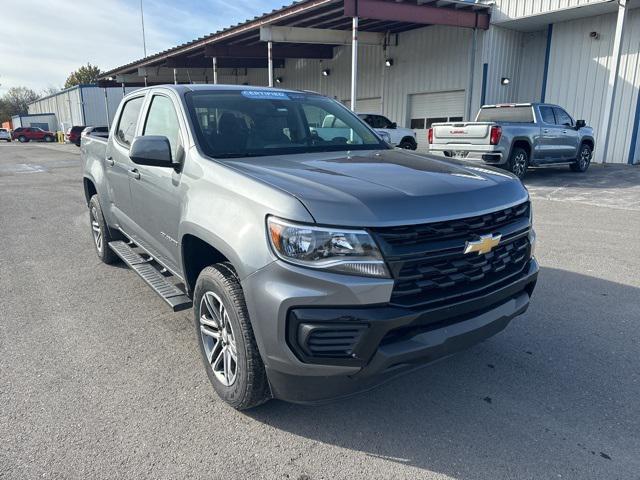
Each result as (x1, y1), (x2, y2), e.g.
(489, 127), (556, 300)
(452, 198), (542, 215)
(491, 0), (610, 23)
(545, 9), (640, 163)
(29, 85), (141, 130)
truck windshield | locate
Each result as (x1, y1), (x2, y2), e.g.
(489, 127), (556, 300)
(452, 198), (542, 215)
(476, 106), (534, 123)
(185, 90), (388, 158)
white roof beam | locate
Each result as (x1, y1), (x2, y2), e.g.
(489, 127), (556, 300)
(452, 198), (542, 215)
(260, 26), (384, 46)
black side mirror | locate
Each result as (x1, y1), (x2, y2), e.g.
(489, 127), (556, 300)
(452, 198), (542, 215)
(390, 122), (397, 129)
(129, 136), (174, 167)
(576, 119), (586, 129)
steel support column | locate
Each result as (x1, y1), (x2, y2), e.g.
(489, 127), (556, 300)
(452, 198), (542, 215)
(350, 16), (358, 112)
(601, 0), (627, 163)
(173, 68), (178, 85)
(268, 41), (274, 87)
(212, 57), (218, 84)
(466, 28), (477, 121)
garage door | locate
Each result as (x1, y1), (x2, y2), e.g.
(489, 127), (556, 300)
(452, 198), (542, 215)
(342, 97), (382, 114)
(409, 90), (465, 151)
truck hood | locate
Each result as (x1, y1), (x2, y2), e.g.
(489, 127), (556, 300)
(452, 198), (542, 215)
(225, 149), (529, 226)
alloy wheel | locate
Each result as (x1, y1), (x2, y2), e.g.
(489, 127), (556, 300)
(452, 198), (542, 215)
(579, 146), (591, 170)
(512, 152), (527, 177)
(199, 291), (238, 387)
(90, 206), (103, 253)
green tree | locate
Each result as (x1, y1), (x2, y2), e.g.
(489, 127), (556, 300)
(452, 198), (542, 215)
(0, 87), (40, 121)
(64, 63), (101, 88)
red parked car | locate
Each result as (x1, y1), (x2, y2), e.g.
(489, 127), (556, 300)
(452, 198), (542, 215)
(12, 127), (56, 143)
(66, 125), (86, 146)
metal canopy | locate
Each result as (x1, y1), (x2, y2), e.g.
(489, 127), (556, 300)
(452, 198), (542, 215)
(99, 0), (490, 81)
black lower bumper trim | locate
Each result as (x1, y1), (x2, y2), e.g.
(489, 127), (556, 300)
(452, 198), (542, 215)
(273, 259), (538, 404)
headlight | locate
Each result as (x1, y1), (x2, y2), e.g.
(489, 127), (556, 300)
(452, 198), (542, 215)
(267, 217), (390, 278)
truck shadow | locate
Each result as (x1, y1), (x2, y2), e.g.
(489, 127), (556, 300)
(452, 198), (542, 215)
(247, 267), (640, 479)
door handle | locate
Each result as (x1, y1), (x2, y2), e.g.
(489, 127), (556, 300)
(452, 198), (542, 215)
(562, 130), (567, 134)
(128, 168), (140, 180)
(105, 156), (114, 166)
(543, 129), (549, 133)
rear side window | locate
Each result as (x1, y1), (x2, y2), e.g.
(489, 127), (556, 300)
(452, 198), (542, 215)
(553, 107), (573, 127)
(476, 106), (534, 123)
(116, 96), (144, 147)
(539, 106), (556, 124)
(143, 95), (182, 159)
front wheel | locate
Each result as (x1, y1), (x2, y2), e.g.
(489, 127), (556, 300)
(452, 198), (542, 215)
(194, 264), (270, 410)
(18, 135), (27, 143)
(570, 143), (592, 172)
(507, 147), (529, 180)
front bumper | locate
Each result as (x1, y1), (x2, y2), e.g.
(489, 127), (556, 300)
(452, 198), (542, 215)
(243, 257), (539, 404)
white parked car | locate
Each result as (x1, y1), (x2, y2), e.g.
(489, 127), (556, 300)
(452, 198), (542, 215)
(0, 128), (11, 142)
(358, 113), (417, 150)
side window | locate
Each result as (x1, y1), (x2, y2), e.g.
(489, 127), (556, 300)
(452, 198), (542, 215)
(115, 96), (145, 147)
(143, 95), (182, 159)
(553, 107), (573, 127)
(539, 106), (556, 125)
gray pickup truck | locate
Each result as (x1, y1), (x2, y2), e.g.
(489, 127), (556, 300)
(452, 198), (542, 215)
(81, 85), (538, 409)
(428, 103), (595, 179)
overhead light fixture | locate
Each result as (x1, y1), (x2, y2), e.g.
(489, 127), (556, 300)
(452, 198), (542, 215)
(590, 31), (600, 40)
(322, 69), (331, 77)
(275, 76), (283, 84)
(501, 77), (511, 86)
(385, 58), (394, 67)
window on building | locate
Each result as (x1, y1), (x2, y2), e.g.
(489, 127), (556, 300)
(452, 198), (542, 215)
(426, 117), (448, 128)
(410, 118), (425, 130)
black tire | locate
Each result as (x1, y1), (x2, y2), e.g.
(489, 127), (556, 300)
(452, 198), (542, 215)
(571, 143), (592, 172)
(88, 194), (118, 264)
(399, 138), (417, 150)
(18, 135), (27, 143)
(44, 135), (54, 143)
(506, 146), (529, 180)
(193, 263), (270, 410)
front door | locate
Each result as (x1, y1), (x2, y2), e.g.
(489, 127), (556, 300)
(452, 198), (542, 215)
(553, 107), (579, 160)
(104, 95), (146, 233)
(129, 92), (186, 273)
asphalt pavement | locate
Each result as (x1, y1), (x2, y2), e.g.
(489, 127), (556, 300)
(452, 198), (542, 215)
(1, 142), (638, 480)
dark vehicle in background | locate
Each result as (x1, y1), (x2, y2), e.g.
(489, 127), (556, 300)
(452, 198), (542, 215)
(428, 103), (595, 179)
(66, 126), (87, 146)
(81, 85), (538, 410)
(12, 127), (56, 143)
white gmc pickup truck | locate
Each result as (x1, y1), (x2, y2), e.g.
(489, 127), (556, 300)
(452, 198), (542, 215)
(428, 103), (595, 179)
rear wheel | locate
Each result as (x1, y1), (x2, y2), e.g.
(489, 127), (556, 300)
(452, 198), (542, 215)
(194, 264), (270, 410)
(507, 147), (529, 180)
(88, 194), (118, 264)
(44, 135), (54, 143)
(399, 138), (417, 150)
(570, 143), (592, 172)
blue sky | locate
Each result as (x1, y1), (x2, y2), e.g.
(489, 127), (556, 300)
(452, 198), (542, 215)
(0, 0), (282, 94)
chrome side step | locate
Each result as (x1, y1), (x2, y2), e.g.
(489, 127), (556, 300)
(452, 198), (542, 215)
(109, 240), (192, 312)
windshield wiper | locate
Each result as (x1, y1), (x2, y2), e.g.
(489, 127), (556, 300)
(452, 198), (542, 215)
(213, 152), (266, 158)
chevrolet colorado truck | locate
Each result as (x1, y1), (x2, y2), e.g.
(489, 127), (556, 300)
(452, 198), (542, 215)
(428, 103), (595, 179)
(81, 85), (538, 409)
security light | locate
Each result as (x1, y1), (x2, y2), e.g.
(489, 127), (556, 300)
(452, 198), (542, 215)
(385, 58), (394, 67)
(590, 31), (600, 40)
(501, 77), (510, 86)
(322, 69), (331, 77)
(275, 77), (283, 84)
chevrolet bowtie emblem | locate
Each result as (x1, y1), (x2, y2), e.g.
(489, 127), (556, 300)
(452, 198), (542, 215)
(464, 233), (502, 255)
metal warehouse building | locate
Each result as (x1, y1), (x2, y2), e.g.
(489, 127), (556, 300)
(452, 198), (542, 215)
(98, 0), (640, 164)
(28, 84), (140, 132)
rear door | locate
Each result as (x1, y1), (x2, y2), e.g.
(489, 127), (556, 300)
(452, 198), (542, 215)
(553, 107), (579, 160)
(129, 91), (186, 272)
(105, 94), (145, 233)
(537, 105), (562, 162)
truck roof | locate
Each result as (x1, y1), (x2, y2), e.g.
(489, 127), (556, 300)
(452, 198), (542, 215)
(481, 102), (559, 109)
(123, 83), (315, 97)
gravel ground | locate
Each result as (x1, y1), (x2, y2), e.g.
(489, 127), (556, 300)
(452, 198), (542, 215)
(1, 142), (638, 480)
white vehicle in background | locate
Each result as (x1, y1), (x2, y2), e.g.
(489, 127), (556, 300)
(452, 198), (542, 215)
(358, 113), (418, 150)
(0, 128), (11, 142)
